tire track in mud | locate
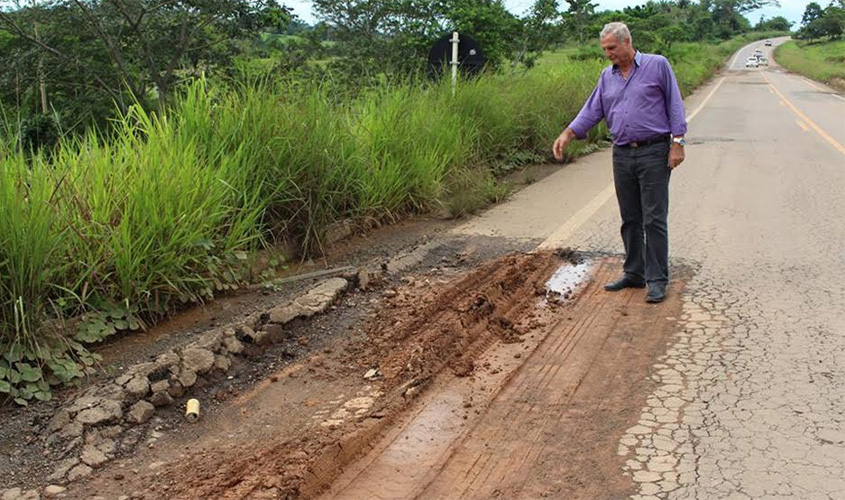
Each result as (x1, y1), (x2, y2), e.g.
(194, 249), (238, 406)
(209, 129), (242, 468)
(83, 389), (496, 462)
(322, 259), (689, 500)
(97, 250), (571, 500)
(70, 251), (686, 500)
(421, 281), (617, 500)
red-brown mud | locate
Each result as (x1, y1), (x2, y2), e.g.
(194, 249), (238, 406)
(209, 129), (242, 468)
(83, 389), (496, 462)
(76, 250), (570, 500)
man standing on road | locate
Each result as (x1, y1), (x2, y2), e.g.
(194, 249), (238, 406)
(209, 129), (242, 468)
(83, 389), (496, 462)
(552, 22), (687, 303)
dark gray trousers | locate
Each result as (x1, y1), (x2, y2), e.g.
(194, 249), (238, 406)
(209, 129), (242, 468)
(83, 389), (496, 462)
(611, 141), (671, 284)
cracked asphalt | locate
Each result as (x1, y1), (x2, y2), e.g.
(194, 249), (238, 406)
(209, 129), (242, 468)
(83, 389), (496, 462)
(559, 40), (845, 500)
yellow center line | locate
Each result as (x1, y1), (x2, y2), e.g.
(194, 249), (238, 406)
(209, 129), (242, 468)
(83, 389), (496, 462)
(778, 100), (785, 107)
(762, 72), (845, 155)
(796, 120), (809, 132)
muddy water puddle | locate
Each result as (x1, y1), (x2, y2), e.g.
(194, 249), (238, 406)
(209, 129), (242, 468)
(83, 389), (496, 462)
(544, 260), (592, 303)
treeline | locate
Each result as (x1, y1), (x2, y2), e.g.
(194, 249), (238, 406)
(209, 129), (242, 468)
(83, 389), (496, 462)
(1, 0), (782, 146)
(0, 0), (290, 147)
(795, 1), (845, 41)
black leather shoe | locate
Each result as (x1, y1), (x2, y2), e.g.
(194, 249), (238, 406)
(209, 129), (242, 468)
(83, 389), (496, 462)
(604, 275), (646, 291)
(646, 282), (667, 303)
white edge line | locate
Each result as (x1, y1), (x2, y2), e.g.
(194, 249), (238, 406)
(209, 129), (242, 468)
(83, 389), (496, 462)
(536, 183), (616, 250)
(730, 40), (764, 70)
(801, 77), (845, 102)
(729, 50), (742, 70)
(687, 77), (725, 122)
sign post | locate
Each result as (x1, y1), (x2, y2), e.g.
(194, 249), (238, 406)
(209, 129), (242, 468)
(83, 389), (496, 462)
(450, 31), (459, 95)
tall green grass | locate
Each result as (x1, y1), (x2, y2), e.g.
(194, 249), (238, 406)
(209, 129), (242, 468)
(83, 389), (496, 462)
(0, 36), (745, 402)
(775, 39), (845, 92)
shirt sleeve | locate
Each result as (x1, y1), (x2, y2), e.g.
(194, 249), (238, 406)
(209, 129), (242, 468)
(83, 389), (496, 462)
(661, 57), (687, 136)
(568, 76), (605, 140)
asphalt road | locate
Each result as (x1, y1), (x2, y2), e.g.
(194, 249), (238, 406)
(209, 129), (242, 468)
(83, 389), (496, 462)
(457, 37), (845, 499)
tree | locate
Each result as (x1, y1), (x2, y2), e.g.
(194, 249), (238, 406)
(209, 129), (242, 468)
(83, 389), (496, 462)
(823, 4), (845, 38)
(312, 0), (440, 76)
(798, 2), (845, 39)
(565, 0), (597, 44)
(802, 2), (823, 25)
(685, 2), (715, 40)
(312, 0), (531, 77)
(818, 10), (843, 37)
(656, 23), (686, 50)
(445, 0), (523, 68)
(512, 0), (564, 68)
(756, 15), (792, 31)
(0, 1), (288, 124)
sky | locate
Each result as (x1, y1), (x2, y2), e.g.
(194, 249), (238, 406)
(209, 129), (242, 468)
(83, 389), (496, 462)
(287, 0), (810, 28)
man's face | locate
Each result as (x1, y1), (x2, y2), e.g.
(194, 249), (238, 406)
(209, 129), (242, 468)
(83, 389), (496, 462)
(601, 34), (632, 66)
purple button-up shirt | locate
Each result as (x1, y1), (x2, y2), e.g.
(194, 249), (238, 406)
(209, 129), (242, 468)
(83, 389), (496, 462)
(568, 51), (687, 146)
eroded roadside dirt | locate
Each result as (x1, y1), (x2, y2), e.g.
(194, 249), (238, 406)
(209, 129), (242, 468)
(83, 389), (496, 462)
(0, 158), (568, 499)
(53, 249), (572, 499)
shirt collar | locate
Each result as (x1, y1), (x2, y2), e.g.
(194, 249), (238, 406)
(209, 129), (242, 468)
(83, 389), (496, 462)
(612, 51), (642, 74)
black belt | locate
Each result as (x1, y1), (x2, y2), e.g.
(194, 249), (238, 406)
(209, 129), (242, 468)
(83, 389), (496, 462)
(617, 134), (670, 148)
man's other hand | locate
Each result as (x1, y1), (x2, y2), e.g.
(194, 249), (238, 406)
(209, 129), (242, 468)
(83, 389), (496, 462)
(669, 143), (685, 169)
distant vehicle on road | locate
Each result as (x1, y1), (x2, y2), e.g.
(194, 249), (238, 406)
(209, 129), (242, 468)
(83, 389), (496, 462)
(757, 56), (769, 66)
(765, 40), (772, 46)
(745, 57), (759, 68)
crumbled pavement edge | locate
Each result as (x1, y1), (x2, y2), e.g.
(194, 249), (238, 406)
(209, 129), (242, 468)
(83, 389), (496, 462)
(1, 268), (374, 499)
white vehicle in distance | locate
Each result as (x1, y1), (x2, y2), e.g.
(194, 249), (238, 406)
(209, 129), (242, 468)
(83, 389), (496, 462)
(765, 39), (772, 46)
(745, 57), (759, 68)
(757, 56), (769, 66)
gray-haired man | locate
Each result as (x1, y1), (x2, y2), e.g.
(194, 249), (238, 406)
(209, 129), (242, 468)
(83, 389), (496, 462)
(552, 22), (687, 303)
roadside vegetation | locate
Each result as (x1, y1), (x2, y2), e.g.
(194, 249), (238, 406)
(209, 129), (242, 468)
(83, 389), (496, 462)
(0, 0), (784, 404)
(775, 40), (845, 91)
(775, 1), (845, 92)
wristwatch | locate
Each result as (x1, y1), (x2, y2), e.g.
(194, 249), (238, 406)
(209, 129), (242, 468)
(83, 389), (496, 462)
(672, 137), (686, 147)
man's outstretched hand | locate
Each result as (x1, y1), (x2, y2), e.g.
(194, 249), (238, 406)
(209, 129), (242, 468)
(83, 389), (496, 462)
(553, 128), (576, 162)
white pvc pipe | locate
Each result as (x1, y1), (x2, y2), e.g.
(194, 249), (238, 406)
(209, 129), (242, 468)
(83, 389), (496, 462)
(450, 31), (459, 95)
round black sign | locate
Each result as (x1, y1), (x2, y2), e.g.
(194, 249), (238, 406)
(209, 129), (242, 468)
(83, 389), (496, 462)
(427, 32), (485, 79)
